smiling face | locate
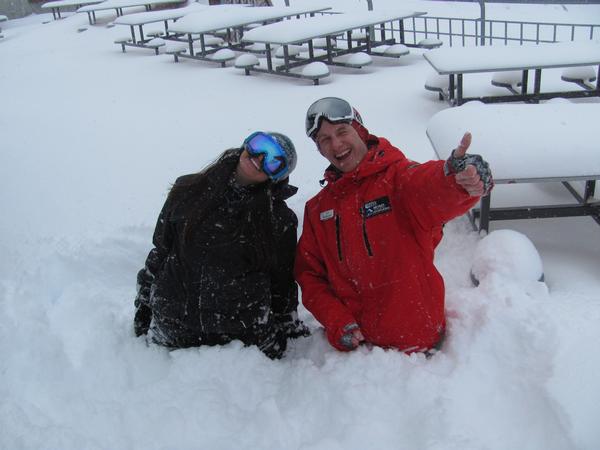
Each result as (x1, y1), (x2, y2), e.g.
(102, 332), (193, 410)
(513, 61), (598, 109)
(314, 120), (368, 173)
(235, 149), (269, 186)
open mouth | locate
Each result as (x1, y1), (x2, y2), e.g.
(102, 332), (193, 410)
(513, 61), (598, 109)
(335, 149), (351, 161)
(249, 156), (262, 172)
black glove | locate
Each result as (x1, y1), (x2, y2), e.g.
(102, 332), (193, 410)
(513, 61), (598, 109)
(444, 149), (494, 195)
(275, 312), (310, 339)
(133, 304), (152, 337)
(258, 326), (287, 360)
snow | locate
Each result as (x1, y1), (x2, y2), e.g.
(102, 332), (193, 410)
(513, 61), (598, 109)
(241, 9), (424, 45)
(41, 0), (103, 10)
(301, 61), (329, 77)
(561, 65), (598, 82)
(235, 52), (259, 68)
(169, 5), (330, 34)
(78, 0), (182, 14)
(112, 4), (208, 26)
(425, 40), (600, 74)
(427, 103), (600, 182)
(1, 1), (600, 449)
(471, 229), (544, 284)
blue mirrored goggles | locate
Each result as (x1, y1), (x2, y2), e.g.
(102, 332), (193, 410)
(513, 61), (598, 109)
(243, 132), (288, 181)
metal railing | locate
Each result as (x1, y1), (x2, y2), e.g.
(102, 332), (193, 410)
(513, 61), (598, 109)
(393, 16), (600, 47)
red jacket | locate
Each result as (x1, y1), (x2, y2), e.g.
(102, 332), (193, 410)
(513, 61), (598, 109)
(294, 136), (479, 352)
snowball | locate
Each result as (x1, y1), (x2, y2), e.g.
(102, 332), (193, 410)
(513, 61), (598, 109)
(471, 229), (544, 285)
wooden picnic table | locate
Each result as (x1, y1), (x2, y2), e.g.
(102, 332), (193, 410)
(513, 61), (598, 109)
(166, 5), (332, 65)
(424, 41), (600, 105)
(426, 103), (600, 231)
(240, 9), (425, 75)
(77, 0), (183, 25)
(41, 0), (104, 20)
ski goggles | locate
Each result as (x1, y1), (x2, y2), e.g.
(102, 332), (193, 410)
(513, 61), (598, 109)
(243, 132), (288, 181)
(305, 97), (359, 138)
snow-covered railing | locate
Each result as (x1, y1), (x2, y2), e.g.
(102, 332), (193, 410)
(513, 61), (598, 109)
(387, 16), (600, 47)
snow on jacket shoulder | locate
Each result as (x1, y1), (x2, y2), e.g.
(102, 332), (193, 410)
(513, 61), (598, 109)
(294, 136), (479, 352)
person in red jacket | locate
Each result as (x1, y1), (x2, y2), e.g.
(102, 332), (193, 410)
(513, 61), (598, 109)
(294, 97), (493, 353)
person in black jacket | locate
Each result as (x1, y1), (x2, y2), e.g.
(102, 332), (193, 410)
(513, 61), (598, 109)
(133, 131), (308, 359)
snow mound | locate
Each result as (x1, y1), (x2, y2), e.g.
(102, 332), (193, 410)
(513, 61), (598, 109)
(471, 229), (544, 286)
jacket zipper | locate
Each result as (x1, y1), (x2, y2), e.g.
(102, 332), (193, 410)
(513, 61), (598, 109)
(361, 209), (374, 257)
(335, 215), (343, 261)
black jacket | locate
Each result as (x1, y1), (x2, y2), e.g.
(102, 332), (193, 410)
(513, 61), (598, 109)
(134, 150), (304, 358)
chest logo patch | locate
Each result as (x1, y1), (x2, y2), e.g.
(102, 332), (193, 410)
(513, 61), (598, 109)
(361, 196), (392, 219)
(320, 209), (334, 221)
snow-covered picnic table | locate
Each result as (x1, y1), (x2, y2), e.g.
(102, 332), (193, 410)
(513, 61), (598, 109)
(424, 41), (600, 105)
(165, 5), (332, 66)
(237, 9), (425, 83)
(41, 0), (104, 20)
(113, 3), (206, 47)
(427, 103), (600, 231)
(77, 0), (183, 25)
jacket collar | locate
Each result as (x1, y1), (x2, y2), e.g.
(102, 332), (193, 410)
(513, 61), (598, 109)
(320, 135), (404, 191)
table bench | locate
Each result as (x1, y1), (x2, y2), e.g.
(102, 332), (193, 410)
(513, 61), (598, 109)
(561, 66), (597, 91)
(426, 103), (600, 232)
(424, 41), (600, 106)
(239, 9), (425, 84)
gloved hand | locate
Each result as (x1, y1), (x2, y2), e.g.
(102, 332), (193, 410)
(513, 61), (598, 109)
(275, 312), (310, 339)
(258, 326), (287, 360)
(339, 323), (365, 350)
(133, 304), (152, 337)
(444, 132), (493, 196)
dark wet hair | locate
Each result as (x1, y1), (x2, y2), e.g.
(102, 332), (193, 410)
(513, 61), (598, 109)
(167, 148), (278, 271)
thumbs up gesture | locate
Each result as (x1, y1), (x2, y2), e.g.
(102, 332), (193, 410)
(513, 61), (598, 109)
(445, 132), (493, 197)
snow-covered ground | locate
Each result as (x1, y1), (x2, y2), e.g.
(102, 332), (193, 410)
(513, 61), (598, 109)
(1, 1), (599, 449)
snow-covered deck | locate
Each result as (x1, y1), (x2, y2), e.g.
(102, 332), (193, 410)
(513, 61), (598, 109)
(427, 103), (600, 230)
(241, 9), (425, 46)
